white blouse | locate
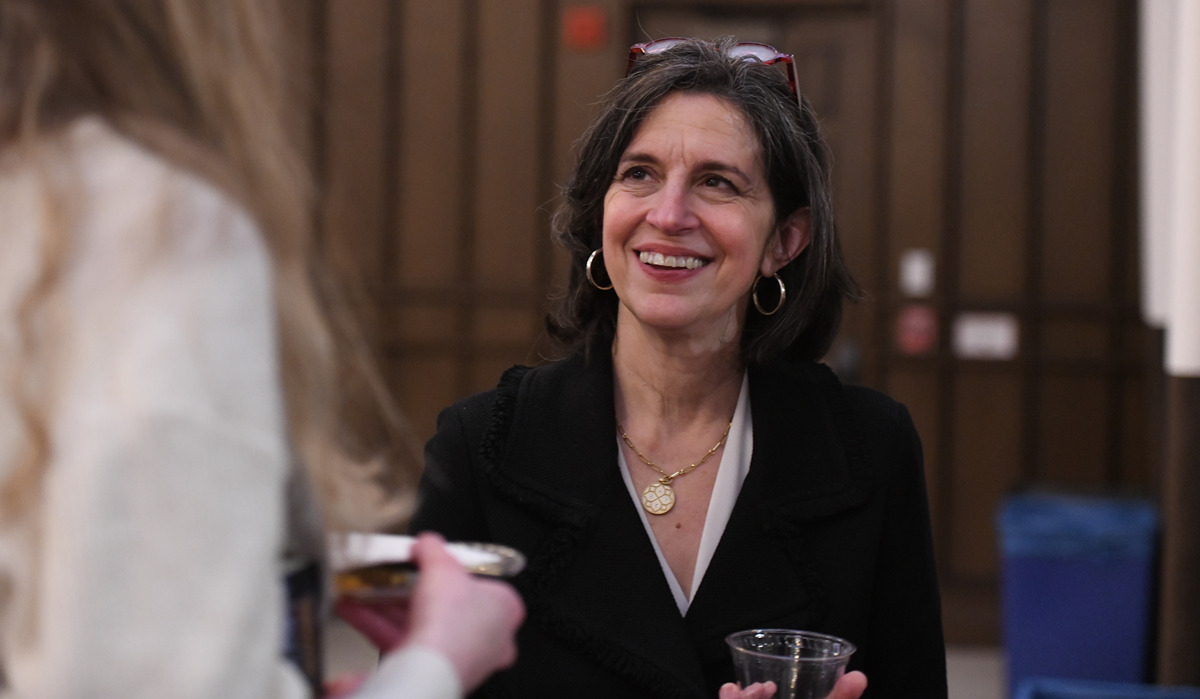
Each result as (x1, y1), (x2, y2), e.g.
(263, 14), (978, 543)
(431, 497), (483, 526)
(616, 375), (753, 615)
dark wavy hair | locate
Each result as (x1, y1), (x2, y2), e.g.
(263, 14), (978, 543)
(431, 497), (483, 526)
(545, 37), (860, 364)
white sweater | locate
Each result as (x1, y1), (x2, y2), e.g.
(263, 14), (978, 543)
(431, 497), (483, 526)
(0, 119), (457, 698)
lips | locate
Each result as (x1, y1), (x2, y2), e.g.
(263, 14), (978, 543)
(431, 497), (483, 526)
(638, 250), (709, 270)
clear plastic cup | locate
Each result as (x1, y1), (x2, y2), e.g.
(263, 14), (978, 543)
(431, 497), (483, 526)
(725, 629), (856, 699)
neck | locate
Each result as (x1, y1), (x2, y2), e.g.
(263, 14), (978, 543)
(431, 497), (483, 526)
(611, 320), (744, 431)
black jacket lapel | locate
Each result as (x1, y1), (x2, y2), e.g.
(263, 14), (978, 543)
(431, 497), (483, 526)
(685, 362), (874, 659)
(488, 352), (711, 697)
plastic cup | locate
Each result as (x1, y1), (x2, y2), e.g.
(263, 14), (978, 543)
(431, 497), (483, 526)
(725, 629), (856, 699)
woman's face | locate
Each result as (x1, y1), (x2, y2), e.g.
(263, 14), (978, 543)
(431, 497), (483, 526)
(602, 91), (804, 346)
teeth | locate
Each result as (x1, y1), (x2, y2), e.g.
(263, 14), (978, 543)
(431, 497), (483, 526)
(640, 251), (706, 269)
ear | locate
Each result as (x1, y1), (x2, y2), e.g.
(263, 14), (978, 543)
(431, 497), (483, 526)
(762, 208), (811, 277)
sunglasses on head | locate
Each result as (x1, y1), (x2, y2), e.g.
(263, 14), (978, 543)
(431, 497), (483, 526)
(626, 38), (803, 112)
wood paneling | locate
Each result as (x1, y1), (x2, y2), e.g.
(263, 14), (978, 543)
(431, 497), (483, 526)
(319, 1), (390, 283)
(473, 1), (544, 293)
(1037, 375), (1111, 485)
(308, 0), (1154, 646)
(395, 0), (468, 291)
(959, 0), (1031, 302)
(1040, 1), (1121, 306)
(951, 369), (1023, 581)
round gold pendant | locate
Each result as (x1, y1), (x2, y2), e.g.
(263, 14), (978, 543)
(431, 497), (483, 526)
(641, 482), (676, 515)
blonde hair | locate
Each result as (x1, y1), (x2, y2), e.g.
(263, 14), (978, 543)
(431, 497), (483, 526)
(0, 0), (414, 531)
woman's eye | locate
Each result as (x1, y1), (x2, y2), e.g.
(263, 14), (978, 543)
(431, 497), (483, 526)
(702, 174), (736, 191)
(618, 166), (650, 181)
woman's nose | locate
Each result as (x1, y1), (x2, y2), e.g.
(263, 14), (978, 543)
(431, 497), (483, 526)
(644, 183), (699, 232)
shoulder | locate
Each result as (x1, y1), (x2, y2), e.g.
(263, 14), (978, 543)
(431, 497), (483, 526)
(753, 360), (919, 451)
(74, 119), (262, 258)
(443, 353), (599, 420)
(4, 117), (263, 263)
(60, 120), (269, 314)
(842, 383), (913, 432)
(437, 359), (563, 436)
(434, 354), (605, 463)
(1, 117), (273, 347)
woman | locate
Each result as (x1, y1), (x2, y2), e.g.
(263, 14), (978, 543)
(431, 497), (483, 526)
(0, 1), (522, 697)
(411, 37), (946, 698)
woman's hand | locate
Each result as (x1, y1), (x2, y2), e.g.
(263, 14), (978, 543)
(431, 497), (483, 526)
(830, 671), (868, 698)
(717, 670), (867, 699)
(718, 681), (777, 699)
(403, 532), (526, 690)
(334, 532), (526, 693)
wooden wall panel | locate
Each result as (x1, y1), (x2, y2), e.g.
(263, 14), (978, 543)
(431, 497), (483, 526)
(395, 0), (468, 291)
(1121, 376), (1155, 486)
(630, 9), (780, 45)
(958, 0), (1030, 302)
(884, 0), (950, 390)
(950, 370), (1022, 580)
(319, 0), (390, 290)
(1040, 0), (1120, 305)
(1041, 318), (1109, 363)
(553, 0), (624, 182)
(391, 306), (456, 346)
(1037, 375), (1110, 484)
(389, 356), (461, 442)
(474, 1), (544, 293)
(887, 0), (950, 262)
(390, 0), (473, 437)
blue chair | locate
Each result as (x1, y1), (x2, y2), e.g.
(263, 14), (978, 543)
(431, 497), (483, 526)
(1016, 677), (1200, 699)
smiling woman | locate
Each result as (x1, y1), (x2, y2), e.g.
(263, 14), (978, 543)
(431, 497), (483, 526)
(410, 37), (947, 699)
(601, 91), (804, 342)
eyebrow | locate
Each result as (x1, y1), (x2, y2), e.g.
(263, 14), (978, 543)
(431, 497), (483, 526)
(617, 153), (756, 185)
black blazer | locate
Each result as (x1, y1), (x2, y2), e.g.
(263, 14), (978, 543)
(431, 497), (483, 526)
(411, 350), (947, 699)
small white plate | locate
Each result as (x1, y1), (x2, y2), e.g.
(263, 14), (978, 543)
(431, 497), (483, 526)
(329, 533), (525, 598)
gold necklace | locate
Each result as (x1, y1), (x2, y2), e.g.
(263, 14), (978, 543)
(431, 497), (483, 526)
(616, 418), (732, 515)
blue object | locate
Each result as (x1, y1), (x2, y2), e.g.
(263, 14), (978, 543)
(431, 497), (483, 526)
(998, 493), (1159, 696)
(1015, 677), (1200, 699)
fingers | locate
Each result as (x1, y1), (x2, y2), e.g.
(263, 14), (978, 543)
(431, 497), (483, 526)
(323, 672), (367, 698)
(831, 671), (868, 699)
(336, 595), (410, 627)
(717, 682), (776, 699)
(410, 531), (455, 573)
(405, 532), (526, 692)
(336, 531), (524, 694)
(333, 597), (411, 652)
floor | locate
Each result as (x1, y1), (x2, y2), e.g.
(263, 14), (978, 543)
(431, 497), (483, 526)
(326, 619), (1009, 698)
(947, 645), (1007, 699)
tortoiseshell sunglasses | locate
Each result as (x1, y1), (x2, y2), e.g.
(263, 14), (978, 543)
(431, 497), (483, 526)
(626, 38), (803, 112)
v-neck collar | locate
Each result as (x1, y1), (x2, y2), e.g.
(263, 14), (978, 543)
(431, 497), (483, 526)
(615, 374), (753, 614)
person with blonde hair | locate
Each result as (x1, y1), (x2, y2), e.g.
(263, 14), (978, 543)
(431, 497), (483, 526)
(0, 1), (522, 696)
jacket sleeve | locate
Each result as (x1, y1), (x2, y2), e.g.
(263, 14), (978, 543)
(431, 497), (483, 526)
(354, 644), (461, 699)
(861, 398), (948, 698)
(409, 391), (496, 543)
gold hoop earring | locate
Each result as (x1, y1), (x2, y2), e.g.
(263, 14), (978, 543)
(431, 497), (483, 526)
(586, 249), (613, 290)
(752, 274), (786, 315)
